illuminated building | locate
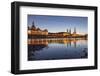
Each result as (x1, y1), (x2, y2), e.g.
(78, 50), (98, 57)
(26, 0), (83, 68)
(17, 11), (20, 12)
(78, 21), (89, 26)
(28, 20), (87, 38)
(28, 21), (48, 36)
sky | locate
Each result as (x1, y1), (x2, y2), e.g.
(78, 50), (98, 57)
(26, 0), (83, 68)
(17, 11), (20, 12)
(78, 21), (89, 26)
(28, 15), (88, 34)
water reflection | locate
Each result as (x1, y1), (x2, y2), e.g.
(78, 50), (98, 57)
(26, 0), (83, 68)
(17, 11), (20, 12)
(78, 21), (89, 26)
(28, 38), (88, 61)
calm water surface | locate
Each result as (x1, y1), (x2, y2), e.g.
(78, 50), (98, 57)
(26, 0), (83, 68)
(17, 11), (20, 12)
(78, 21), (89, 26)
(28, 38), (88, 61)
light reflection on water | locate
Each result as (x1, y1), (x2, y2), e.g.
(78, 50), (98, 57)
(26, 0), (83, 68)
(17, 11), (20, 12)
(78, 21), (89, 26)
(28, 38), (88, 61)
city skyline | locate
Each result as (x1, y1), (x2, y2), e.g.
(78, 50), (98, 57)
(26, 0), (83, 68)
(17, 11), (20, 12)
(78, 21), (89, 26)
(28, 15), (88, 34)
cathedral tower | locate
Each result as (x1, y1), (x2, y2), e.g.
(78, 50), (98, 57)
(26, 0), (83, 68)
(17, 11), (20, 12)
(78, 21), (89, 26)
(73, 27), (76, 34)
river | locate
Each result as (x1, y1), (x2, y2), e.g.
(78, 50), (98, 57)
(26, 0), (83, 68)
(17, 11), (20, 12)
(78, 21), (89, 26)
(28, 38), (88, 61)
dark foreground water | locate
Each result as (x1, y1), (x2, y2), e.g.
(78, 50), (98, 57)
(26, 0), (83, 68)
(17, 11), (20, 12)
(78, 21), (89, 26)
(28, 38), (88, 61)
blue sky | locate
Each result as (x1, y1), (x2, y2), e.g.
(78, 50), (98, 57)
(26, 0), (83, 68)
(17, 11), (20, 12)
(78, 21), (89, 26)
(28, 15), (88, 34)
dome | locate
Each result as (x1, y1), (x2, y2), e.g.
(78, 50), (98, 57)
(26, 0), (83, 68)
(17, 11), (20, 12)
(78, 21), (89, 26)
(44, 29), (48, 32)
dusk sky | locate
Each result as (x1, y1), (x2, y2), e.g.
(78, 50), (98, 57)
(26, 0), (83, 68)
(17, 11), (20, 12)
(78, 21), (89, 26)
(28, 15), (88, 34)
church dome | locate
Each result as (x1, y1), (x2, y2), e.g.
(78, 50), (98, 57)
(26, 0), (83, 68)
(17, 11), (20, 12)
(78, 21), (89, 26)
(44, 29), (48, 32)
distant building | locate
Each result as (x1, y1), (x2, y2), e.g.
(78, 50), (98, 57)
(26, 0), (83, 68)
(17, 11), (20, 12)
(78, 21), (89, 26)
(72, 27), (78, 36)
(28, 21), (48, 36)
(28, 20), (87, 38)
(73, 27), (76, 34)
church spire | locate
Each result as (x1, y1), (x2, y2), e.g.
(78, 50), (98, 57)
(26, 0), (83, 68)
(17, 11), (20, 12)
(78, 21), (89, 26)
(67, 29), (68, 33)
(69, 28), (71, 34)
(31, 20), (36, 28)
(74, 27), (76, 34)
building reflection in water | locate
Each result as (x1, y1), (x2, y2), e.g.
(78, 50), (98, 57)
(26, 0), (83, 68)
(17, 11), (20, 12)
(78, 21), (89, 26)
(28, 38), (87, 47)
(28, 38), (88, 60)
